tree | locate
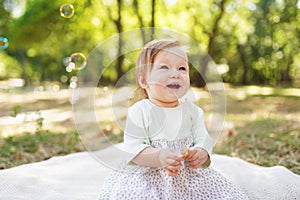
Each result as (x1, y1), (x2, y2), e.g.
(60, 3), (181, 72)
(243, 0), (299, 85)
(0, 0), (299, 86)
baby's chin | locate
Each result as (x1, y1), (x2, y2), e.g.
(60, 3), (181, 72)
(149, 97), (179, 107)
(161, 96), (181, 105)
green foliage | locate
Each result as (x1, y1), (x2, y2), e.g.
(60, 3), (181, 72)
(0, 51), (22, 79)
(9, 105), (44, 132)
(224, 0), (300, 85)
(0, 0), (299, 86)
(10, 105), (21, 117)
(34, 110), (44, 132)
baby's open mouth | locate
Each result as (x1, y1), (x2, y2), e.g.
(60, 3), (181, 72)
(166, 84), (181, 89)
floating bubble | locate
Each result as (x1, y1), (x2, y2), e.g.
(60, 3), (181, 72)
(60, 75), (68, 83)
(62, 57), (70, 66)
(52, 84), (60, 91)
(0, 36), (9, 50)
(66, 65), (73, 73)
(70, 76), (78, 82)
(60, 4), (75, 18)
(69, 52), (87, 70)
(69, 81), (77, 89)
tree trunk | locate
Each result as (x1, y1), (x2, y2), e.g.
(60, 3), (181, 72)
(18, 50), (29, 86)
(115, 0), (124, 86)
(238, 44), (252, 85)
(133, 0), (146, 44)
(281, 55), (292, 83)
(199, 0), (227, 86)
(151, 0), (156, 39)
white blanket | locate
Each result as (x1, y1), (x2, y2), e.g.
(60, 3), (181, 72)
(0, 148), (299, 200)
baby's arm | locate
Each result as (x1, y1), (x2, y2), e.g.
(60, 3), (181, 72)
(189, 103), (214, 168)
(132, 147), (184, 176)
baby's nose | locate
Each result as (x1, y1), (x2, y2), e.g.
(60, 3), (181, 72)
(170, 69), (180, 78)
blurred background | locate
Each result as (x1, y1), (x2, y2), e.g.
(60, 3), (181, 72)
(0, 0), (299, 173)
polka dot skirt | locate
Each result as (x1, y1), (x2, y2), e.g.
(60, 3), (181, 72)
(99, 137), (249, 200)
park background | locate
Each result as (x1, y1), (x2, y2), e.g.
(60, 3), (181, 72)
(0, 0), (299, 174)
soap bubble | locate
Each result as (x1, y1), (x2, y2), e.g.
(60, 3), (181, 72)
(62, 57), (70, 67)
(69, 81), (77, 89)
(66, 62), (75, 72)
(70, 76), (78, 82)
(69, 52), (87, 70)
(60, 4), (75, 18)
(60, 75), (68, 83)
(0, 36), (9, 50)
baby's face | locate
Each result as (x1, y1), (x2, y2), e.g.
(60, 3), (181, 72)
(144, 47), (190, 107)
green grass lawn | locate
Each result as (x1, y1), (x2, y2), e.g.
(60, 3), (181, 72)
(214, 95), (300, 174)
(0, 131), (82, 169)
(0, 85), (299, 174)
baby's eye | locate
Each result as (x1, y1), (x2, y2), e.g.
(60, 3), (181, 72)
(160, 65), (169, 70)
(179, 66), (187, 71)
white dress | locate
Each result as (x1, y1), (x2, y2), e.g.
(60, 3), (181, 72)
(99, 100), (249, 199)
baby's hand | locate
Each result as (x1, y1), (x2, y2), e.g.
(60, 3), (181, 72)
(158, 149), (183, 176)
(184, 147), (209, 169)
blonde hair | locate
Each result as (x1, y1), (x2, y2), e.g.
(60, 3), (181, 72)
(130, 38), (188, 105)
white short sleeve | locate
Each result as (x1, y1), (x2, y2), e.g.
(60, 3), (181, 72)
(122, 102), (151, 163)
(190, 103), (214, 156)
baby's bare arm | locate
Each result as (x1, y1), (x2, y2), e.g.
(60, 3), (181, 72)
(132, 147), (183, 176)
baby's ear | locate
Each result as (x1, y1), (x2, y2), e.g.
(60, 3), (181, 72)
(138, 74), (148, 89)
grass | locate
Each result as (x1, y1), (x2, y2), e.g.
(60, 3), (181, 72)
(213, 94), (300, 174)
(214, 117), (300, 174)
(0, 131), (82, 169)
(0, 85), (299, 175)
